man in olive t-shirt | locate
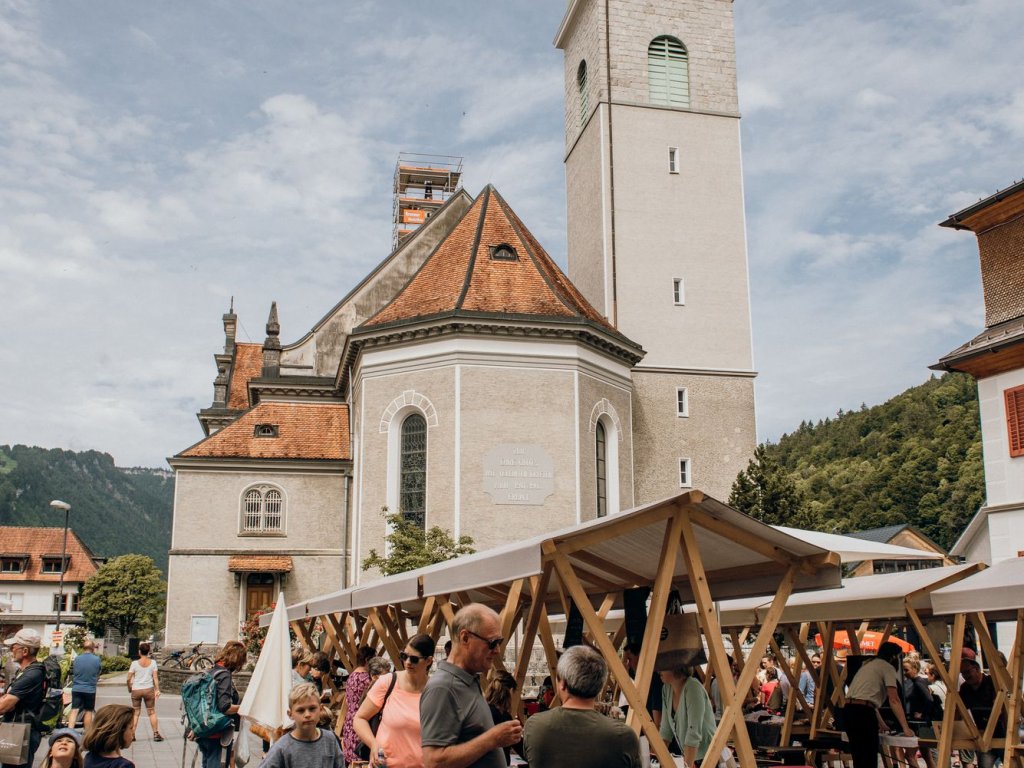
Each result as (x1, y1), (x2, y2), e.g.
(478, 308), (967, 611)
(525, 645), (641, 768)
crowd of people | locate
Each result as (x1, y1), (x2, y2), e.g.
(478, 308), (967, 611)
(1, 617), (1015, 768)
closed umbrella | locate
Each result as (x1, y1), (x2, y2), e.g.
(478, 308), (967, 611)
(238, 594), (294, 735)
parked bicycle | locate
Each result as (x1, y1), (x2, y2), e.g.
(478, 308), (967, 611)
(161, 643), (213, 670)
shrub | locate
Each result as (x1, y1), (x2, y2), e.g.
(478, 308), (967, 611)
(101, 655), (131, 673)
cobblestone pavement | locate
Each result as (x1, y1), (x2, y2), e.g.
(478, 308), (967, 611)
(34, 673), (265, 768)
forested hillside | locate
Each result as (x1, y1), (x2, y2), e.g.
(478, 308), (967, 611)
(732, 373), (984, 550)
(0, 445), (173, 574)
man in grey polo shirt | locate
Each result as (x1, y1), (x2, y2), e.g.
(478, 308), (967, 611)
(421, 604), (522, 768)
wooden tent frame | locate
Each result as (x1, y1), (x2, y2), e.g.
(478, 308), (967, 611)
(717, 563), (1024, 768)
(281, 491), (840, 768)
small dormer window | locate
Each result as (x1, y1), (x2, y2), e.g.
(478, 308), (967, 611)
(1, 557), (26, 573)
(489, 244), (518, 261)
(41, 557), (68, 574)
(254, 424), (279, 438)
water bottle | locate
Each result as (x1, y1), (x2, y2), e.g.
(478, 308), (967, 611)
(377, 747), (388, 767)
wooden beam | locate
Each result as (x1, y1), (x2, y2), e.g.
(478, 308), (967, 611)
(367, 608), (403, 663)
(706, 564), (799, 768)
(548, 544), (676, 768)
(513, 569), (552, 693)
(1003, 609), (1024, 768)
(551, 501), (680, 556)
(627, 510), (686, 736)
(687, 506), (794, 567)
(569, 549), (648, 587)
(677, 507), (756, 768)
(498, 579), (525, 657)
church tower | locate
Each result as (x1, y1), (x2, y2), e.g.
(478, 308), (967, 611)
(555, 0), (757, 502)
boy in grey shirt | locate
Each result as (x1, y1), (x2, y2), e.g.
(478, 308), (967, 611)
(260, 683), (343, 768)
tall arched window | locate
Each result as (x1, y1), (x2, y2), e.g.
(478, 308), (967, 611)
(648, 36), (689, 107)
(400, 413), (427, 529)
(577, 60), (589, 126)
(595, 420), (608, 518)
(241, 485), (285, 534)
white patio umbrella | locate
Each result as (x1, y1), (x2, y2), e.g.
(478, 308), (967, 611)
(238, 593), (294, 734)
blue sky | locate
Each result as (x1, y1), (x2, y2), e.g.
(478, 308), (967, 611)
(1, 1), (1021, 469)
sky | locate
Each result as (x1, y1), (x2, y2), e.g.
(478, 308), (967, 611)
(1, 0), (1022, 469)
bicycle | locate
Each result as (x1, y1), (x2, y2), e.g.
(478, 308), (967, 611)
(161, 643), (213, 670)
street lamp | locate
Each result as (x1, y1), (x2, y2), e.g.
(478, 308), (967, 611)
(49, 500), (71, 647)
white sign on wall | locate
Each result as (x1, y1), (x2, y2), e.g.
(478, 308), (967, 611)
(482, 443), (555, 505)
(190, 615), (219, 644)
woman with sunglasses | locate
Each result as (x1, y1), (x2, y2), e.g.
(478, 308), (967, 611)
(354, 633), (436, 768)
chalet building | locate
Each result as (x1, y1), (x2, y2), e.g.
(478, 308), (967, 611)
(0, 526), (101, 644)
(165, 0), (759, 645)
(933, 179), (1024, 568)
(845, 524), (955, 578)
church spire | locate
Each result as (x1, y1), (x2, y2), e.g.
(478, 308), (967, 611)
(262, 301), (281, 377)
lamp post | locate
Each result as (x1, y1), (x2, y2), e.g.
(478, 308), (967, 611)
(49, 500), (71, 647)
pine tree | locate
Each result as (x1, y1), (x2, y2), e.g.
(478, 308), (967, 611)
(729, 445), (816, 528)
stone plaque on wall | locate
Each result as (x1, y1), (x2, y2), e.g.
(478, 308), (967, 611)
(482, 443), (555, 505)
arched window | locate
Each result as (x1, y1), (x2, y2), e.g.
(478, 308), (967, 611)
(596, 420), (607, 518)
(400, 413), (427, 529)
(241, 485), (285, 534)
(577, 60), (589, 126)
(648, 36), (689, 107)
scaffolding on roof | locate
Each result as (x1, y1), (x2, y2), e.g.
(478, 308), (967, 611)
(392, 152), (464, 250)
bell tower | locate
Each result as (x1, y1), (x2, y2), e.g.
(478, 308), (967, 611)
(555, 0), (757, 502)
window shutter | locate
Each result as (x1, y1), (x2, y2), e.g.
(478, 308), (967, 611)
(648, 36), (689, 107)
(1007, 386), (1024, 457)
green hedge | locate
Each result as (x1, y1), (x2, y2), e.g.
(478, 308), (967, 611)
(101, 655), (132, 673)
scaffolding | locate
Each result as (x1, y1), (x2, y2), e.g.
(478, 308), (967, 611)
(392, 152), (464, 249)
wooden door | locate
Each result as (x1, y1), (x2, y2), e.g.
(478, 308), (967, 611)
(246, 573), (275, 616)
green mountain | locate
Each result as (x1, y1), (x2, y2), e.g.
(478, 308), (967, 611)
(0, 445), (173, 574)
(740, 372), (984, 550)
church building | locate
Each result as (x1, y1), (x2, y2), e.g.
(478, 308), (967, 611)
(165, 0), (757, 645)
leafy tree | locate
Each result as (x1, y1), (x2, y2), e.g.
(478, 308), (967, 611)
(363, 509), (475, 576)
(729, 445), (816, 527)
(80, 554), (166, 638)
(734, 372), (983, 548)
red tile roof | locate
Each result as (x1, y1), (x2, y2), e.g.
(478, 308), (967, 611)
(179, 401), (350, 460)
(0, 527), (100, 583)
(227, 343), (263, 409)
(227, 555), (293, 573)
(363, 186), (612, 330)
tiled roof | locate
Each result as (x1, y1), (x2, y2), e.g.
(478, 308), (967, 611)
(179, 401), (350, 460)
(0, 527), (100, 582)
(846, 525), (908, 544)
(227, 555), (293, 573)
(362, 185), (613, 330)
(932, 315), (1024, 369)
(227, 343), (263, 409)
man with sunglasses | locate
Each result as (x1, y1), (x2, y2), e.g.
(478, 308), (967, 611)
(421, 604), (522, 768)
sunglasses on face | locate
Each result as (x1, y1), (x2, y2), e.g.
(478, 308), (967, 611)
(466, 629), (503, 651)
(399, 652), (426, 664)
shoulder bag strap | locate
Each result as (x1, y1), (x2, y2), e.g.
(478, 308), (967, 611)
(381, 671), (398, 710)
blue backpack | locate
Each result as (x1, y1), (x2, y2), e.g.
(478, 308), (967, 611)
(181, 668), (233, 738)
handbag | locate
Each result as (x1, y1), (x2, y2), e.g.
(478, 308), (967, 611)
(0, 721), (31, 765)
(356, 673), (397, 761)
(655, 613), (707, 669)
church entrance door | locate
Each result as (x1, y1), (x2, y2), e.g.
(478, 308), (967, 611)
(246, 573), (274, 616)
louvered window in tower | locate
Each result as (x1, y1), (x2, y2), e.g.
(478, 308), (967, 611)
(648, 36), (689, 107)
(1007, 385), (1024, 457)
(400, 414), (427, 529)
(577, 60), (589, 126)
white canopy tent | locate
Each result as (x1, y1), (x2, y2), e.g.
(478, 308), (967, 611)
(772, 525), (946, 564)
(718, 563), (978, 627)
(931, 556), (1024, 619)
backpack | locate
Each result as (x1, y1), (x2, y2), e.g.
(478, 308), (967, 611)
(182, 668), (233, 738)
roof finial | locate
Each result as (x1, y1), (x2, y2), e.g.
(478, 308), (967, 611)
(265, 301), (280, 339)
